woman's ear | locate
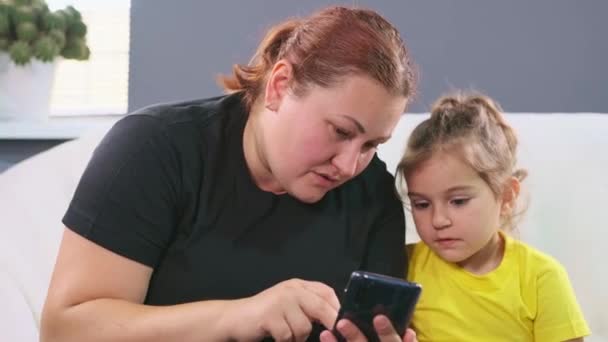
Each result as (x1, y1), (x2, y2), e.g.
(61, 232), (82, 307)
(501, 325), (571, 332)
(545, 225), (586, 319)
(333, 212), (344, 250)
(264, 59), (293, 112)
(500, 176), (521, 216)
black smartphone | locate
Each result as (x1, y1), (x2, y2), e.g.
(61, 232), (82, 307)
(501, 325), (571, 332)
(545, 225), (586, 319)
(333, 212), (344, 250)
(332, 271), (421, 342)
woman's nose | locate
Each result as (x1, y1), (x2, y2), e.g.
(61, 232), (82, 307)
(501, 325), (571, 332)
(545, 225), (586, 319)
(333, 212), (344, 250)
(332, 148), (360, 179)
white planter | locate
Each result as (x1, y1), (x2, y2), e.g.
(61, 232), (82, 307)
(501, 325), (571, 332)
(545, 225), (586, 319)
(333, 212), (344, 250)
(0, 53), (57, 122)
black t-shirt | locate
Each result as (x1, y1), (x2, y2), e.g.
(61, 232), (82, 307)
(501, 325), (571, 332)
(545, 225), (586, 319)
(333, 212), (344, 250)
(63, 92), (406, 340)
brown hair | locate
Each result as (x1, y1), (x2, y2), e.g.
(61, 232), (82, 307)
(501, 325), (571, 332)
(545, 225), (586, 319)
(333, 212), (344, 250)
(218, 6), (417, 111)
(396, 91), (527, 231)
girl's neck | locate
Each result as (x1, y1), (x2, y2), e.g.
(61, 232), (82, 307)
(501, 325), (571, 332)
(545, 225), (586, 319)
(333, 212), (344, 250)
(458, 231), (505, 275)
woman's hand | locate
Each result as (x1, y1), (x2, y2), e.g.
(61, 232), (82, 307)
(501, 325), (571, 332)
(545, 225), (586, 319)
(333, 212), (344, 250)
(319, 315), (417, 342)
(224, 278), (340, 342)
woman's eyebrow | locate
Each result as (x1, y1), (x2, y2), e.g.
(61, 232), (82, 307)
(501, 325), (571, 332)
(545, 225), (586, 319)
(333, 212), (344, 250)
(338, 115), (391, 141)
(338, 115), (366, 133)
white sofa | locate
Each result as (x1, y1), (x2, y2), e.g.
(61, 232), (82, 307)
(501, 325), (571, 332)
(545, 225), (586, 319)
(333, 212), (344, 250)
(0, 113), (606, 341)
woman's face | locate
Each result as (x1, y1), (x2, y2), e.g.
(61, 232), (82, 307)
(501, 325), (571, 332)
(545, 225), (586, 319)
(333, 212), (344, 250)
(259, 63), (407, 203)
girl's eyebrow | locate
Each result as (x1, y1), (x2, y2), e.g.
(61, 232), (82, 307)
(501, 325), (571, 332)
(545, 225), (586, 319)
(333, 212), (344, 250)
(408, 185), (475, 198)
(446, 185), (475, 193)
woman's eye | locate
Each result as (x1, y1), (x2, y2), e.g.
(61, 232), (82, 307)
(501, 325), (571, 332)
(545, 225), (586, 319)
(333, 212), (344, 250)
(334, 126), (351, 139)
(451, 198), (470, 206)
(362, 141), (379, 152)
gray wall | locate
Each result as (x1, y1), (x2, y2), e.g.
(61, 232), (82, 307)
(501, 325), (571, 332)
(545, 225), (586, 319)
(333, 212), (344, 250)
(129, 0), (608, 113)
(3, 1), (606, 172)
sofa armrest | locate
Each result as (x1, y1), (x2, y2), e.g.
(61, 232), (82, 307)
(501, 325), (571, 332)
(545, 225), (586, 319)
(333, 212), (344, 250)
(0, 268), (39, 342)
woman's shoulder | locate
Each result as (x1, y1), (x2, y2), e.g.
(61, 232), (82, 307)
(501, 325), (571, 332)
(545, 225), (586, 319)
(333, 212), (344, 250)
(356, 155), (397, 193)
(366, 154), (395, 178)
(333, 154), (399, 208)
(106, 92), (247, 153)
(127, 92), (246, 131)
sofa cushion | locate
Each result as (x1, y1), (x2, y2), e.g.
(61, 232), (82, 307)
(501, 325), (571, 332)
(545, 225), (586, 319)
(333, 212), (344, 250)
(0, 130), (106, 325)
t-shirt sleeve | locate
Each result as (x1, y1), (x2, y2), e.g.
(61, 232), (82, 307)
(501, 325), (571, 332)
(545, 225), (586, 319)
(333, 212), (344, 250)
(63, 114), (183, 268)
(360, 171), (406, 278)
(533, 258), (591, 341)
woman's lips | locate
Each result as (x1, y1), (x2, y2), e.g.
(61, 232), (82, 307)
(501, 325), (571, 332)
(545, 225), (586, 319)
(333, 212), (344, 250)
(312, 172), (339, 188)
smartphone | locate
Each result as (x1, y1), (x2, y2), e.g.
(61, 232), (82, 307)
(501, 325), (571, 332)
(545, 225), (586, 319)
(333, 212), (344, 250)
(332, 271), (421, 342)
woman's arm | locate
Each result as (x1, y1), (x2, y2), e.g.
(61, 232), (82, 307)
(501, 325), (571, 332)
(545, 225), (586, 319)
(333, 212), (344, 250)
(41, 228), (339, 342)
(40, 228), (236, 342)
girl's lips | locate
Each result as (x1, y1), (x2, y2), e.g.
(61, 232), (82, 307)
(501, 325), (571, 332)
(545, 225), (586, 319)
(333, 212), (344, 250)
(435, 238), (460, 248)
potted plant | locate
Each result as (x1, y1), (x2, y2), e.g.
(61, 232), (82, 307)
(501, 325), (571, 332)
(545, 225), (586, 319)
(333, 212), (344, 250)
(0, 0), (90, 65)
(0, 0), (90, 121)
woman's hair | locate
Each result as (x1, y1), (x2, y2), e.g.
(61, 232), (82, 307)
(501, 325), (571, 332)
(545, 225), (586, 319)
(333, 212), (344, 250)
(396, 92), (527, 231)
(218, 6), (417, 111)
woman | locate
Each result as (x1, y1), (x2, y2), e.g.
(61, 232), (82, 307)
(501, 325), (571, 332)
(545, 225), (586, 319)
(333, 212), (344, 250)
(41, 6), (417, 342)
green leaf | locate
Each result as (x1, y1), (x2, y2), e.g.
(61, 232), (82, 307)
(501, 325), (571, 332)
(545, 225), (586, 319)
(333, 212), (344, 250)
(48, 28), (65, 48)
(0, 37), (10, 50)
(67, 19), (86, 37)
(0, 11), (10, 35)
(41, 11), (66, 31)
(61, 36), (87, 60)
(12, 5), (37, 24)
(9, 40), (32, 65)
(16, 21), (37, 41)
(33, 34), (58, 62)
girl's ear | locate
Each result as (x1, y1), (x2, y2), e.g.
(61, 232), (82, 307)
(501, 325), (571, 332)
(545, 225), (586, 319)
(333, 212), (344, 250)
(500, 176), (521, 216)
(263, 59), (293, 112)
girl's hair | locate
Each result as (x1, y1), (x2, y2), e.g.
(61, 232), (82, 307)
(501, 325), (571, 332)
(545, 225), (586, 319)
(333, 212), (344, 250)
(396, 92), (527, 231)
(218, 6), (417, 111)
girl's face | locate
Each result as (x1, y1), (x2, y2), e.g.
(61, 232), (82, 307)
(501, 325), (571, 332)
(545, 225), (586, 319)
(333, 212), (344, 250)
(258, 62), (407, 203)
(405, 151), (511, 273)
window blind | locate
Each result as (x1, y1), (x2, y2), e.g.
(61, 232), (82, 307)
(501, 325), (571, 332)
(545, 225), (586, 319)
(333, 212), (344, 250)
(48, 0), (130, 116)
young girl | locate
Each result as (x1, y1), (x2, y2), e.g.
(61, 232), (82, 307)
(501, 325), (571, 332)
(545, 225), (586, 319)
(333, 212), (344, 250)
(397, 93), (590, 341)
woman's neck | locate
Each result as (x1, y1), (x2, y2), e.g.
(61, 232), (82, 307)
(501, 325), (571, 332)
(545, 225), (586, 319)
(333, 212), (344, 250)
(458, 231), (505, 275)
(242, 107), (286, 194)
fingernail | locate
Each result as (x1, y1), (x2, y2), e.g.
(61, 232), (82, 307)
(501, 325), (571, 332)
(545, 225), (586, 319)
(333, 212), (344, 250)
(376, 316), (390, 331)
(337, 320), (352, 337)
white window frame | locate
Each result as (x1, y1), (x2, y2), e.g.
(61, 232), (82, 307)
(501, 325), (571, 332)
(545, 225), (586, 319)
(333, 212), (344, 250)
(47, 0), (130, 117)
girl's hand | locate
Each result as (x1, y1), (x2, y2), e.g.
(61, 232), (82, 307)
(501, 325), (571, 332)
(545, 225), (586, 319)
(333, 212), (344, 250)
(319, 315), (418, 342)
(225, 279), (340, 342)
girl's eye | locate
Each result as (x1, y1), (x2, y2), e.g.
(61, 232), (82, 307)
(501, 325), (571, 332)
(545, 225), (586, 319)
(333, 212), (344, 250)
(412, 201), (430, 210)
(451, 198), (470, 206)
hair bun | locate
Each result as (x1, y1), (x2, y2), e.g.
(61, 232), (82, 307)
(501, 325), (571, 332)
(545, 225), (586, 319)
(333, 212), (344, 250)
(513, 169), (528, 182)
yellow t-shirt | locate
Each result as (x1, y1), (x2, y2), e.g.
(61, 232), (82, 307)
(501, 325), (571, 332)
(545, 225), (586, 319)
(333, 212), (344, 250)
(406, 232), (590, 342)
